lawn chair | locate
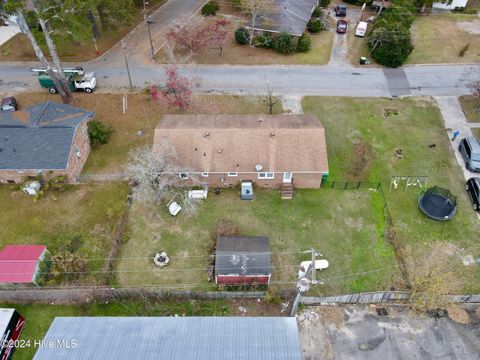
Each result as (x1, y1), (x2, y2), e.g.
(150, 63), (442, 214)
(167, 198), (182, 216)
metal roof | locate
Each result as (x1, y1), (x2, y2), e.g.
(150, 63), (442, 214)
(215, 237), (271, 276)
(0, 101), (93, 170)
(0, 245), (46, 283)
(33, 317), (301, 360)
(248, 0), (319, 36)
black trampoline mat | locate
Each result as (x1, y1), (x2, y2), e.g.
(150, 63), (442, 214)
(419, 193), (456, 219)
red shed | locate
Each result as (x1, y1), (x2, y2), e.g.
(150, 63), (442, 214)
(215, 236), (271, 285)
(0, 245), (47, 285)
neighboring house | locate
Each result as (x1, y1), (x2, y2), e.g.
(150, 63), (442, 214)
(33, 317), (301, 360)
(154, 114), (329, 189)
(432, 0), (468, 10)
(246, 0), (319, 36)
(0, 101), (94, 184)
(0, 245), (48, 286)
(215, 236), (271, 285)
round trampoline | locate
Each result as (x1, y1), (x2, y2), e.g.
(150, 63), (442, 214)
(418, 186), (458, 221)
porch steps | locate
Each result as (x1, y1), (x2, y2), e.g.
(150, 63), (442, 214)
(281, 183), (294, 199)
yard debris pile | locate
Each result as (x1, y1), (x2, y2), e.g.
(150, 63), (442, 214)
(447, 304), (470, 325)
(296, 310), (319, 328)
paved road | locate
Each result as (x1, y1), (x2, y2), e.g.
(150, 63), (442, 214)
(0, 62), (478, 97)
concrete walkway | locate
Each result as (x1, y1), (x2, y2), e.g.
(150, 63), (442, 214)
(282, 96), (304, 114)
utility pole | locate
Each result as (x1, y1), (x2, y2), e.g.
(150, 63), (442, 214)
(121, 39), (133, 91)
(145, 13), (155, 63)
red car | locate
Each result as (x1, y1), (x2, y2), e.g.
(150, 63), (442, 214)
(336, 20), (348, 34)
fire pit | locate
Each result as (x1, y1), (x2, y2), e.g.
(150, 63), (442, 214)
(153, 251), (169, 267)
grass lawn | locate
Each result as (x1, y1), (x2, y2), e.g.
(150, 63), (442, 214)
(0, 183), (129, 280)
(0, 1), (165, 62)
(408, 14), (480, 64)
(118, 188), (396, 296)
(11, 93), (282, 174)
(459, 95), (480, 123)
(5, 300), (229, 360)
(472, 128), (480, 139)
(156, 17), (333, 65)
(303, 96), (480, 292)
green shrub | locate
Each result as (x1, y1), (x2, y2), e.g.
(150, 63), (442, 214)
(201, 1), (220, 16)
(307, 19), (322, 33)
(368, 25), (413, 67)
(296, 33), (311, 52)
(312, 6), (322, 17)
(235, 27), (250, 45)
(272, 32), (296, 54)
(88, 120), (114, 147)
(320, 0), (331, 7)
(252, 34), (273, 48)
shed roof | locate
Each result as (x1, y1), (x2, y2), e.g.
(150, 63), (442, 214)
(0, 101), (93, 170)
(0, 245), (46, 283)
(33, 317), (301, 360)
(154, 114), (328, 173)
(248, 0), (319, 36)
(215, 236), (271, 276)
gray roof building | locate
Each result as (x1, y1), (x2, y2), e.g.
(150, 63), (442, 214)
(33, 316), (301, 360)
(215, 236), (271, 277)
(248, 0), (319, 36)
(0, 101), (93, 170)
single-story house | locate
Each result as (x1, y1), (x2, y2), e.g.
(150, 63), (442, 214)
(432, 0), (468, 10)
(246, 0), (319, 36)
(0, 101), (94, 184)
(33, 317), (301, 360)
(215, 236), (271, 285)
(0, 308), (25, 360)
(153, 114), (329, 189)
(0, 245), (48, 286)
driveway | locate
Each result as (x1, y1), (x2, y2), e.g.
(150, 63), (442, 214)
(328, 8), (361, 67)
(298, 305), (480, 360)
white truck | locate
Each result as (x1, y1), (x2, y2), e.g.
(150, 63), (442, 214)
(30, 67), (97, 94)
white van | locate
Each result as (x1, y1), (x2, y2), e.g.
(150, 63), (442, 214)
(355, 21), (368, 37)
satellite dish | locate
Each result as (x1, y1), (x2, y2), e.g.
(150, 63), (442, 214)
(255, 164), (263, 172)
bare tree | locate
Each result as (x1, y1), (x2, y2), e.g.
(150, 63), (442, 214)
(15, 10), (71, 104)
(406, 243), (463, 313)
(33, 0), (72, 103)
(265, 83), (278, 115)
(126, 145), (202, 216)
(240, 0), (276, 46)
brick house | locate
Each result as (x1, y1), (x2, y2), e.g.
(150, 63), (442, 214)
(0, 101), (94, 184)
(153, 114), (328, 190)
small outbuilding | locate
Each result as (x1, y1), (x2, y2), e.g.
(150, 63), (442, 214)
(0, 245), (48, 286)
(215, 236), (271, 285)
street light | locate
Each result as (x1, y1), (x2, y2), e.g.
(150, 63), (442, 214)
(145, 13), (155, 63)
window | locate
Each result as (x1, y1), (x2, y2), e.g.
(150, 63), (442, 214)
(74, 145), (81, 157)
(258, 172), (274, 179)
(465, 141), (471, 157)
(227, 172), (238, 177)
(201, 172), (209, 177)
(83, 127), (89, 141)
(179, 173), (188, 179)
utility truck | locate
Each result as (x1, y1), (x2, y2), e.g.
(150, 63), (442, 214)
(30, 67), (97, 94)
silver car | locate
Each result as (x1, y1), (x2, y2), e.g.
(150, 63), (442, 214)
(458, 137), (480, 172)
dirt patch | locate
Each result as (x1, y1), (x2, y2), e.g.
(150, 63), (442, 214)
(447, 304), (470, 324)
(230, 298), (287, 316)
(455, 20), (480, 34)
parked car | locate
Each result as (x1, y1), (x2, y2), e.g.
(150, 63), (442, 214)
(336, 20), (348, 34)
(458, 137), (480, 172)
(1, 96), (17, 111)
(334, 4), (347, 16)
(355, 21), (368, 37)
(465, 177), (480, 211)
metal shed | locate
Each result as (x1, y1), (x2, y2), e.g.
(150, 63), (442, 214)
(33, 317), (301, 360)
(215, 236), (271, 285)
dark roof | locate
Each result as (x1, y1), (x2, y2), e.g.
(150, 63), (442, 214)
(248, 0), (319, 36)
(0, 102), (93, 170)
(215, 236), (271, 276)
(33, 317), (302, 360)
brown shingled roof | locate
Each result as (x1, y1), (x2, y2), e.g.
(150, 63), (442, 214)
(154, 114), (328, 173)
